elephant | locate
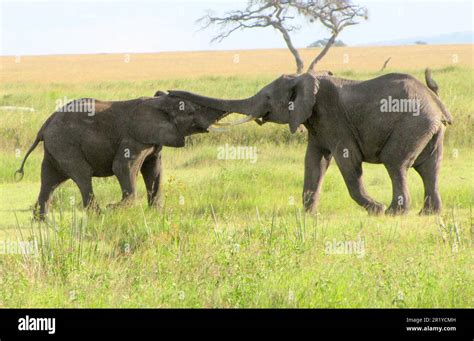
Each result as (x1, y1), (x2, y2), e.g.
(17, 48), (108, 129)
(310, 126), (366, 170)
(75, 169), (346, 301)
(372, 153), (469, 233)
(168, 69), (452, 215)
(15, 91), (234, 219)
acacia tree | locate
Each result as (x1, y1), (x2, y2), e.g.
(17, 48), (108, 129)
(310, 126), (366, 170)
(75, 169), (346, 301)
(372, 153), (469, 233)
(198, 0), (367, 73)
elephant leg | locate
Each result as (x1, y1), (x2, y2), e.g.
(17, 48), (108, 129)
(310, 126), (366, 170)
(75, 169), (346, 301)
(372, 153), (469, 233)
(302, 135), (331, 213)
(335, 153), (385, 215)
(34, 156), (68, 220)
(110, 158), (139, 208)
(54, 151), (99, 213)
(75, 176), (99, 212)
(384, 165), (410, 215)
(379, 119), (439, 215)
(68, 168), (99, 213)
(141, 151), (163, 208)
(414, 137), (443, 215)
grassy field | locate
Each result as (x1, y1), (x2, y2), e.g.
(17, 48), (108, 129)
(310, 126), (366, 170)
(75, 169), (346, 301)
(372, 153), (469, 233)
(0, 45), (473, 307)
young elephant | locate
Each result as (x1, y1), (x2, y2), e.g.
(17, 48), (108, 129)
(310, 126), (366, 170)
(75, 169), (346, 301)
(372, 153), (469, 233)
(169, 69), (452, 215)
(15, 93), (229, 219)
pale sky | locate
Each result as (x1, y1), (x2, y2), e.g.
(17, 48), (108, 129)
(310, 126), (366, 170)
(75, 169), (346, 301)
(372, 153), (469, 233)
(0, 0), (472, 55)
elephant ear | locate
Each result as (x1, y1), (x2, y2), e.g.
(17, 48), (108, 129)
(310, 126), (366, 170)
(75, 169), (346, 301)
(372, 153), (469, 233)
(154, 90), (167, 97)
(289, 73), (319, 134)
(129, 98), (185, 148)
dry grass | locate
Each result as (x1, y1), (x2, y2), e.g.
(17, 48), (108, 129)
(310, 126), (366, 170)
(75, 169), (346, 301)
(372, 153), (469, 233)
(1, 44), (472, 83)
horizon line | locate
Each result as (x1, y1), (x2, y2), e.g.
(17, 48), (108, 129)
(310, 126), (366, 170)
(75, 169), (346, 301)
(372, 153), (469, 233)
(1, 42), (473, 58)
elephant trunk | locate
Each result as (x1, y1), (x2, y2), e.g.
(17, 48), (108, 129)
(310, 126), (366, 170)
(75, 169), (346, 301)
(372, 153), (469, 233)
(167, 90), (261, 117)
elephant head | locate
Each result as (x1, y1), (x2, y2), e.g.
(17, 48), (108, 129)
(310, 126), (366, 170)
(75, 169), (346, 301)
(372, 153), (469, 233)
(167, 72), (322, 133)
(129, 94), (231, 147)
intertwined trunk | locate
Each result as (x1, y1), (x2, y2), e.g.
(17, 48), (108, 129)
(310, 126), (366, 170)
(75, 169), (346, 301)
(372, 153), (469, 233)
(168, 91), (261, 117)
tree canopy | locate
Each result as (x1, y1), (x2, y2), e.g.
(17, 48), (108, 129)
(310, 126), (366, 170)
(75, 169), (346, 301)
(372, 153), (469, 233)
(199, 0), (367, 73)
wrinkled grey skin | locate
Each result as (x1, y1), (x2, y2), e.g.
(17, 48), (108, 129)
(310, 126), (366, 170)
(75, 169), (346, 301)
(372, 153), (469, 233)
(16, 92), (228, 219)
(169, 69), (452, 215)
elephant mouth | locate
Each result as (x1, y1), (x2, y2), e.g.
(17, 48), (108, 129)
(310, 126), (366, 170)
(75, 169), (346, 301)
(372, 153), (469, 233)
(207, 114), (255, 132)
(255, 112), (270, 125)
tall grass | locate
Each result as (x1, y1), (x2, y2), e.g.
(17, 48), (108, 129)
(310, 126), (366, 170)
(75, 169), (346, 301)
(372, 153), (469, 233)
(0, 142), (472, 307)
(2, 199), (472, 308)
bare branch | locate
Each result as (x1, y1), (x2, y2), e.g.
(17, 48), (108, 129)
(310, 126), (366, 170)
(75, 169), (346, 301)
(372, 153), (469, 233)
(292, 0), (367, 70)
(197, 0), (367, 73)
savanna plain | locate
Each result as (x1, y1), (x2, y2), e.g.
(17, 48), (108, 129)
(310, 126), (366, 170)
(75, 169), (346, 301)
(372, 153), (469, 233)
(0, 45), (472, 307)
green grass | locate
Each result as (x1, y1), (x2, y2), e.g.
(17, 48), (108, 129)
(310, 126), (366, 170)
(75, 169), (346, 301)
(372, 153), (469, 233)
(1, 66), (473, 150)
(0, 67), (473, 307)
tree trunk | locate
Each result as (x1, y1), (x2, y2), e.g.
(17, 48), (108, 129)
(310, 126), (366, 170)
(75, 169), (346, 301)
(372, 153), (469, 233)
(276, 26), (304, 74)
(307, 33), (338, 72)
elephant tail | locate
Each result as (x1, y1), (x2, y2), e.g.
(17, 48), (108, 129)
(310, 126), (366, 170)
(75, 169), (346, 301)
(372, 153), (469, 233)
(14, 135), (41, 181)
(425, 68), (439, 96)
(14, 114), (54, 181)
(425, 68), (453, 126)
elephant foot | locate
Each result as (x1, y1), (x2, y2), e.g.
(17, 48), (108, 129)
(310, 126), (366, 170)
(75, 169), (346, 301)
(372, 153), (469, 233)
(148, 198), (164, 210)
(85, 202), (102, 215)
(303, 204), (318, 215)
(419, 196), (441, 215)
(32, 210), (47, 222)
(385, 206), (409, 216)
(32, 203), (47, 222)
(419, 207), (441, 215)
(303, 192), (320, 214)
(107, 199), (134, 210)
(365, 202), (386, 216)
